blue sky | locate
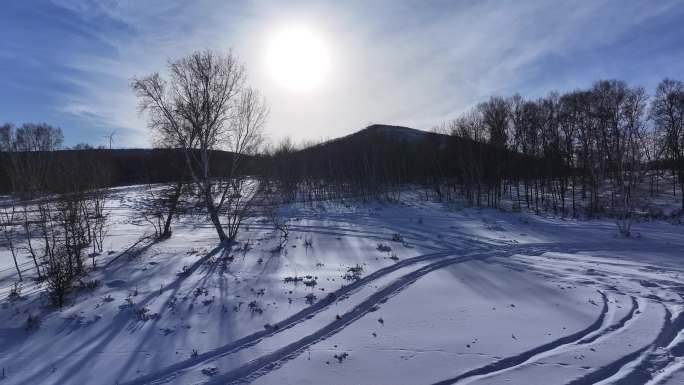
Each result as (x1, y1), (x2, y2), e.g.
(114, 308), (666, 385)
(1, 0), (684, 147)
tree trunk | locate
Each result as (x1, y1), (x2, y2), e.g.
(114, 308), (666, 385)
(162, 182), (183, 238)
(205, 189), (227, 242)
(10, 244), (22, 281)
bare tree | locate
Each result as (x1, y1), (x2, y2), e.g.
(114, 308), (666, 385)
(0, 123), (12, 151)
(1, 201), (22, 281)
(6, 123), (63, 198)
(132, 50), (267, 242)
(3, 123), (112, 304)
(1, 123), (64, 279)
(140, 180), (186, 240)
(479, 96), (510, 148)
(650, 78), (684, 210)
(615, 87), (649, 236)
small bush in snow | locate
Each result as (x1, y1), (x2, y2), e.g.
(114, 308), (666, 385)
(135, 306), (151, 321)
(248, 301), (263, 314)
(343, 264), (364, 281)
(376, 243), (392, 252)
(7, 282), (21, 300)
(333, 352), (349, 363)
(283, 276), (303, 284)
(305, 293), (317, 305)
(45, 249), (73, 307)
(304, 235), (313, 248)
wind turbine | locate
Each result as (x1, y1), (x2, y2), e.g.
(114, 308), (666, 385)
(102, 130), (116, 149)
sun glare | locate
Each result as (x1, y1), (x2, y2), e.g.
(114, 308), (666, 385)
(266, 25), (330, 91)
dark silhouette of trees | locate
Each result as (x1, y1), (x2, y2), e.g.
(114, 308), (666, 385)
(651, 79), (684, 209)
(258, 78), (682, 224)
(0, 124), (111, 306)
(3, 75), (683, 270)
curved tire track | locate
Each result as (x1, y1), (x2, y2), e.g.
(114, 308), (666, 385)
(612, 307), (684, 385)
(578, 296), (639, 345)
(123, 242), (631, 385)
(563, 305), (684, 385)
(430, 291), (609, 385)
(202, 251), (508, 385)
(121, 249), (465, 385)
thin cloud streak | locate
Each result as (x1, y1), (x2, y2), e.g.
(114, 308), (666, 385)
(1, 0), (683, 146)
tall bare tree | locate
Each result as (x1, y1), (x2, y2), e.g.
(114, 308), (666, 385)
(132, 50), (267, 242)
(650, 78), (684, 209)
(479, 96), (510, 149)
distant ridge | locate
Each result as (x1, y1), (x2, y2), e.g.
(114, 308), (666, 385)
(358, 124), (433, 141)
(311, 124), (446, 150)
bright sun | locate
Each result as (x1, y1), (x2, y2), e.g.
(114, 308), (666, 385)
(266, 25), (330, 91)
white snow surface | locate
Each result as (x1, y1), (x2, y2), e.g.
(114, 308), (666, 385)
(1, 186), (684, 385)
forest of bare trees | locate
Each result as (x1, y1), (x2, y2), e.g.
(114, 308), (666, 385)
(263, 78), (684, 235)
(0, 123), (110, 305)
(1, 71), (683, 306)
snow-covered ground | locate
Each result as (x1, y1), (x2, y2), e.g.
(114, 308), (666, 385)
(1, 186), (684, 384)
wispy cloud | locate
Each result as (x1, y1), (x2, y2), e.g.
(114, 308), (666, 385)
(2, 0), (683, 146)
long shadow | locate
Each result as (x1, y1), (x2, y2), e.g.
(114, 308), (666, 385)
(0, 235), (163, 358)
(118, 241), (647, 385)
(201, 252), (512, 385)
(118, 248), (459, 385)
(17, 241), (231, 385)
(587, 306), (684, 385)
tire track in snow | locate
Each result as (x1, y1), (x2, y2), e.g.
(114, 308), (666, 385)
(120, 249), (463, 385)
(611, 307), (684, 385)
(122, 242), (630, 385)
(563, 305), (684, 385)
(199, 251), (509, 385)
(430, 291), (609, 385)
(577, 296), (639, 345)
(124, 241), (536, 385)
(459, 295), (643, 385)
(462, 295), (643, 385)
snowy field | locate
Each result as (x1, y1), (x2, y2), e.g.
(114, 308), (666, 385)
(1, 185), (684, 385)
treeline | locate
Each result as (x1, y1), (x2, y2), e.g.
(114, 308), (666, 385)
(0, 123), (241, 194)
(263, 79), (684, 225)
(260, 125), (535, 205)
(0, 123), (109, 306)
(442, 78), (684, 217)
